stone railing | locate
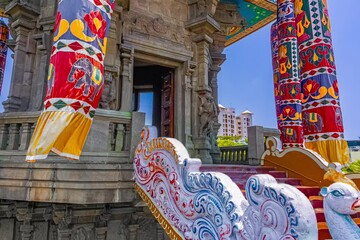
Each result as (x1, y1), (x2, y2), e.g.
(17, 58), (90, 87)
(0, 109), (133, 154)
(0, 110), (145, 204)
(219, 146), (248, 164)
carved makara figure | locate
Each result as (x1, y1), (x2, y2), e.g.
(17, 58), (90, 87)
(321, 182), (360, 239)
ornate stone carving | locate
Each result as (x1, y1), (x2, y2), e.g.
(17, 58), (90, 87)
(53, 206), (73, 230)
(198, 91), (218, 136)
(134, 126), (318, 239)
(152, 17), (167, 34)
(72, 225), (94, 240)
(99, 72), (117, 110)
(188, 0), (220, 18)
(123, 13), (191, 50)
(214, 2), (245, 34)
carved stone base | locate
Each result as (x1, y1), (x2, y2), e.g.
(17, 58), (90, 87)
(2, 97), (22, 112)
(0, 201), (162, 240)
(193, 136), (212, 164)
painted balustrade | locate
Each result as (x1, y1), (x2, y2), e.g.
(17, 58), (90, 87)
(134, 126), (318, 239)
(219, 146), (248, 164)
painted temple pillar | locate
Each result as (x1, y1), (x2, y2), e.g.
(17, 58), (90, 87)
(270, 23), (281, 129)
(277, 0), (304, 148)
(2, 2), (39, 112)
(185, 0), (220, 163)
(295, 0), (349, 164)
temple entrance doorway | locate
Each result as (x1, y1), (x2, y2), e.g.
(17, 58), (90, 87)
(133, 61), (175, 138)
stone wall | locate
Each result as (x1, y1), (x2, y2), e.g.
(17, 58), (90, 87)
(0, 201), (167, 240)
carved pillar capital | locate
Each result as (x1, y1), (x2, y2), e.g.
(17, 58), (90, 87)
(213, 2), (245, 35)
(188, 0), (220, 19)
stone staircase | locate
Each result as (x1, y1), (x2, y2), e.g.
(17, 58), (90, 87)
(200, 165), (360, 240)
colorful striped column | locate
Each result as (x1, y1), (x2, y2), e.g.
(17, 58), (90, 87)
(26, 0), (115, 161)
(270, 22), (281, 129)
(277, 0), (304, 148)
(0, 19), (8, 94)
(295, 0), (349, 164)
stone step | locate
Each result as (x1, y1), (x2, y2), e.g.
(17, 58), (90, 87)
(309, 196), (323, 209)
(207, 165), (360, 240)
(315, 208), (326, 222)
(277, 178), (302, 186)
(318, 218), (360, 240)
(221, 171), (288, 184)
(296, 186), (321, 198)
(235, 178), (302, 190)
(200, 165), (276, 173)
(318, 222), (332, 240)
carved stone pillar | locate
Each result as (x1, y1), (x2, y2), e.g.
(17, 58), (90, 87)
(53, 206), (73, 240)
(0, 124), (9, 150)
(7, 123), (20, 150)
(100, 5), (122, 110)
(119, 44), (134, 112)
(184, 61), (196, 154)
(128, 224), (139, 240)
(3, 3), (39, 112)
(208, 45), (226, 163)
(29, 28), (52, 111)
(16, 203), (34, 240)
(95, 227), (107, 240)
(186, 10), (220, 163)
(94, 206), (111, 240)
(19, 122), (32, 150)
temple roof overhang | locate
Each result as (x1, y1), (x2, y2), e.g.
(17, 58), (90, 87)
(221, 0), (277, 46)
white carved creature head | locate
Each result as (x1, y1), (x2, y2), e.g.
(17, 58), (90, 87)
(321, 182), (360, 215)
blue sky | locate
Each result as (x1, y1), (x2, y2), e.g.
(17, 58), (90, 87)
(218, 0), (360, 140)
(0, 0), (359, 139)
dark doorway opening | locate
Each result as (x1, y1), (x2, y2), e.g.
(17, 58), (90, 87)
(133, 61), (175, 138)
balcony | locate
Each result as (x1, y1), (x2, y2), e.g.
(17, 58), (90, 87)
(0, 110), (145, 204)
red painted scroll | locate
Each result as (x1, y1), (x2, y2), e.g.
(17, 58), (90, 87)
(0, 19), (8, 94)
(295, 0), (349, 164)
(277, 0), (304, 148)
(26, 0), (115, 161)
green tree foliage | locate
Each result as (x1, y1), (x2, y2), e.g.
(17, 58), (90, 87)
(217, 136), (246, 147)
(342, 159), (360, 173)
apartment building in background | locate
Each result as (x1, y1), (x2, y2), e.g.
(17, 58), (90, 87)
(218, 104), (253, 139)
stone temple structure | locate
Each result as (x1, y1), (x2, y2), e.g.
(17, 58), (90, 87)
(0, 0), (276, 239)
